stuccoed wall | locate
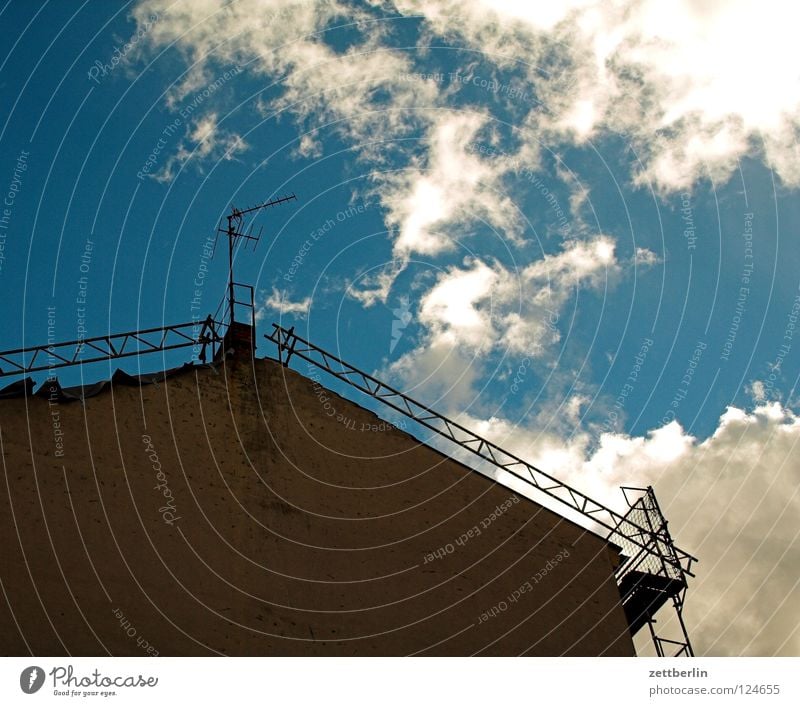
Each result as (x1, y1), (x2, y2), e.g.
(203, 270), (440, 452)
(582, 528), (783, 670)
(0, 356), (634, 656)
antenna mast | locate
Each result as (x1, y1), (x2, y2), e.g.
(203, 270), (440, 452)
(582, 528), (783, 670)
(217, 193), (297, 328)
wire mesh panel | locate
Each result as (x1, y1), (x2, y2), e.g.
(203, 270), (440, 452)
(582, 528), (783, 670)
(612, 488), (687, 583)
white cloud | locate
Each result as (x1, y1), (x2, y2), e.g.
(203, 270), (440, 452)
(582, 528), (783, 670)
(388, 338), (484, 410)
(256, 287), (312, 320)
(522, 234), (618, 293)
(634, 246), (660, 267)
(385, 235), (624, 418)
(749, 380), (768, 403)
(149, 112), (247, 182)
(348, 109), (541, 304)
(375, 112), (523, 257)
(346, 258), (408, 308)
(418, 257), (499, 348)
(387, 0), (800, 193)
(134, 0), (439, 159)
(411, 236), (607, 350)
(265, 39), (439, 160)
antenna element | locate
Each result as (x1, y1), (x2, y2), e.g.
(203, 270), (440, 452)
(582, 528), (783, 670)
(216, 193), (297, 327)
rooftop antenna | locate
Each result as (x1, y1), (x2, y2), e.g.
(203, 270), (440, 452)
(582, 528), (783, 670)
(0, 193), (297, 379)
(217, 193), (297, 328)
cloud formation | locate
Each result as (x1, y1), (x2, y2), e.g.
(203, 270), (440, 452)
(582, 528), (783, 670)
(257, 286), (312, 319)
(388, 0), (800, 193)
(147, 112), (247, 183)
(386, 235), (631, 409)
(133, 0), (439, 160)
(376, 112), (523, 257)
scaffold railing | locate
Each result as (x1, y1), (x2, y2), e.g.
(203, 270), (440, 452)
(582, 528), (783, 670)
(611, 487), (695, 656)
(0, 315), (224, 378)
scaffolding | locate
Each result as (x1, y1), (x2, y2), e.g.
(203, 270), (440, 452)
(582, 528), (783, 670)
(612, 487), (694, 656)
(0, 316), (223, 378)
(265, 323), (697, 656)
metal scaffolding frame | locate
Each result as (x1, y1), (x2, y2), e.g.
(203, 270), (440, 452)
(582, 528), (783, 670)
(266, 323), (697, 656)
(613, 486), (695, 656)
(0, 316), (223, 379)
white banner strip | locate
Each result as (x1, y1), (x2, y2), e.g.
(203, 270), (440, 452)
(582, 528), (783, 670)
(1, 657), (797, 705)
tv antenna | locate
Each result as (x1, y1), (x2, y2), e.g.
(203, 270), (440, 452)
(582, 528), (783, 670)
(0, 191), (297, 380)
(216, 193), (297, 327)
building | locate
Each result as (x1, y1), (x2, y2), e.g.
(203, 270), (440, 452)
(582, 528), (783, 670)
(0, 300), (695, 658)
(0, 338), (657, 657)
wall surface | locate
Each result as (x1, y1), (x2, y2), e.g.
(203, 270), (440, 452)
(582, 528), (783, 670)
(0, 354), (634, 656)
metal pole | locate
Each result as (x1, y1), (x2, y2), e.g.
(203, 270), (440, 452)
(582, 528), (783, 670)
(227, 213), (235, 327)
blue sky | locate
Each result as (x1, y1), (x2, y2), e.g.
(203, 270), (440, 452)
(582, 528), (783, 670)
(1, 0), (799, 656)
